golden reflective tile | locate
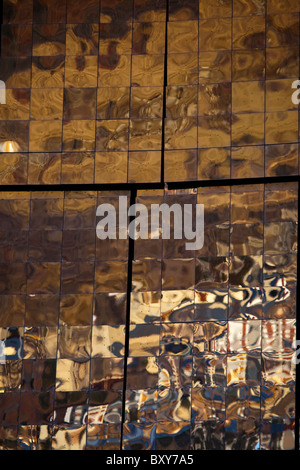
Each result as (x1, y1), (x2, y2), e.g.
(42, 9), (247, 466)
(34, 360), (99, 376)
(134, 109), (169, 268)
(1, 24), (33, 57)
(28, 230), (62, 262)
(66, 0), (99, 23)
(3, 0), (33, 23)
(266, 79), (298, 112)
(131, 55), (164, 87)
(266, 13), (299, 48)
(62, 120), (96, 152)
(130, 291), (161, 324)
(66, 24), (99, 55)
(132, 259), (162, 292)
(193, 321), (227, 354)
(32, 24), (66, 57)
(266, 47), (299, 79)
(0, 121), (29, 152)
(33, 0), (67, 24)
(264, 221), (297, 254)
(198, 51), (231, 84)
(198, 115), (231, 148)
(265, 185), (298, 224)
(199, 0), (232, 18)
(29, 120), (62, 152)
(134, 0), (166, 22)
(29, 197), (63, 230)
(98, 55), (131, 87)
(26, 262), (61, 294)
(0, 57), (32, 89)
(228, 320), (261, 354)
(65, 55), (98, 88)
(95, 151), (128, 183)
(231, 191), (264, 224)
(97, 87), (130, 119)
(168, 53), (198, 86)
(23, 326), (58, 359)
(168, 0), (199, 21)
(232, 50), (265, 81)
(262, 353), (295, 387)
(129, 324), (160, 357)
(132, 22), (165, 55)
(162, 258), (195, 290)
(229, 255), (263, 288)
(166, 85), (197, 119)
(0, 197), (30, 229)
(198, 82), (231, 116)
(165, 117), (198, 150)
(0, 153), (28, 184)
(0, 295), (26, 327)
(230, 224), (264, 256)
(55, 359), (90, 391)
(168, 21), (198, 54)
(61, 152), (95, 184)
(262, 319), (296, 353)
(157, 388), (192, 422)
(165, 149), (197, 183)
(57, 325), (91, 359)
(231, 113), (264, 146)
(92, 325), (126, 358)
(63, 88), (97, 120)
(63, 229), (96, 262)
(30, 88), (63, 120)
(226, 353), (261, 387)
(161, 289), (194, 322)
(267, 0), (299, 12)
(95, 260), (128, 293)
(0, 230), (28, 263)
(232, 81), (264, 114)
(0, 89), (30, 121)
(265, 143), (298, 177)
(233, 16), (265, 50)
(63, 196), (96, 229)
(233, 0), (265, 16)
(199, 18), (232, 51)
(28, 153), (61, 184)
(198, 147), (230, 180)
(129, 119), (162, 151)
(231, 146), (264, 179)
(31, 55), (65, 88)
(61, 261), (95, 294)
(100, 0), (133, 24)
(59, 294), (93, 326)
(128, 150), (161, 183)
(99, 22), (132, 56)
(96, 119), (129, 151)
(265, 110), (298, 145)
(130, 87), (163, 119)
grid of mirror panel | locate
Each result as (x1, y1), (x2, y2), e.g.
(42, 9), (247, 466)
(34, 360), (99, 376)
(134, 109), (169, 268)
(0, 0), (299, 184)
(0, 184), (297, 449)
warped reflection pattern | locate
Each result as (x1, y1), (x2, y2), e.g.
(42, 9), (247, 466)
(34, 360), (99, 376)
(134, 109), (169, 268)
(0, 0), (299, 452)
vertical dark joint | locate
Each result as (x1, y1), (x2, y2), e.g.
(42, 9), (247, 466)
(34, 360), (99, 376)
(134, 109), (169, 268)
(161, 0), (169, 184)
(120, 187), (137, 449)
(295, 151), (300, 450)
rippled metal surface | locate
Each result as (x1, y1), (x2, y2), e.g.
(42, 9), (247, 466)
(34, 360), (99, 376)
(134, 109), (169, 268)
(0, 184), (296, 449)
(0, 0), (299, 182)
(0, 0), (299, 452)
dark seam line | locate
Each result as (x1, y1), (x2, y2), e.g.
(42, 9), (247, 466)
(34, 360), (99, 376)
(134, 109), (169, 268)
(120, 187), (137, 450)
(295, 12), (300, 450)
(0, 174), (298, 193)
(296, 171), (300, 450)
(160, 0), (169, 184)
